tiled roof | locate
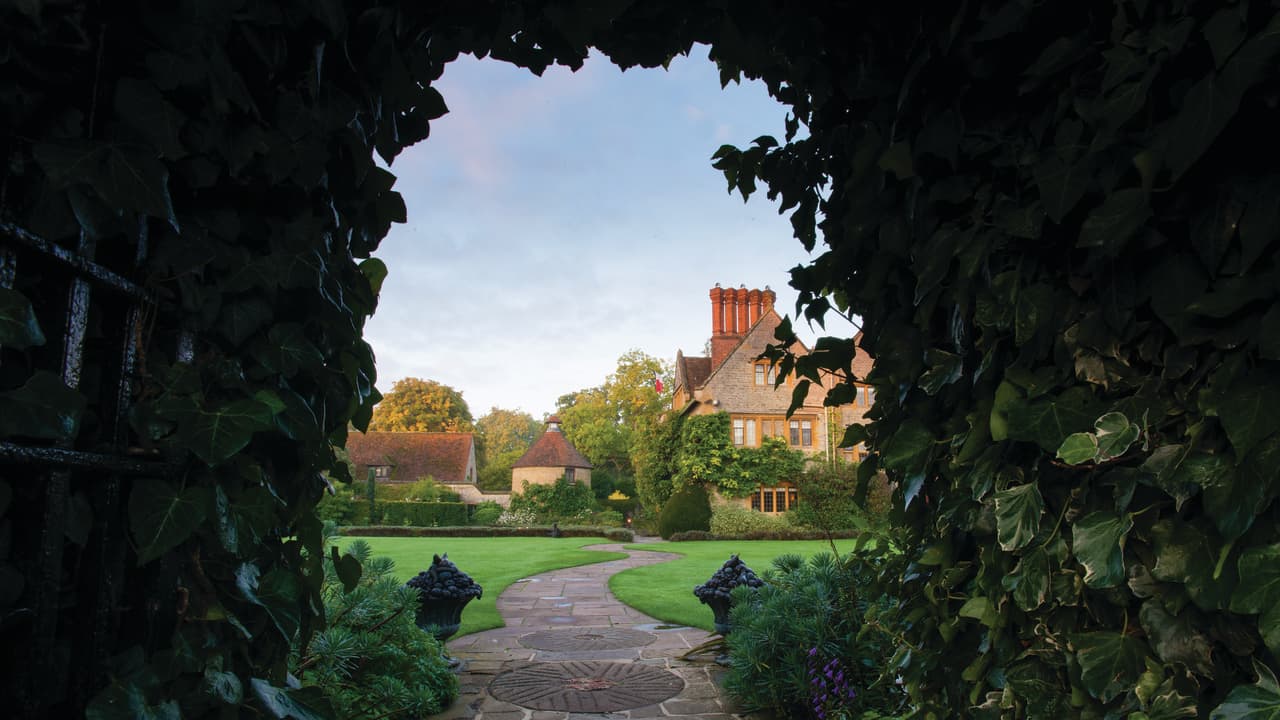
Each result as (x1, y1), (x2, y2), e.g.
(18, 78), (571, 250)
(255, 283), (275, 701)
(682, 356), (712, 390)
(512, 425), (593, 469)
(345, 432), (475, 484)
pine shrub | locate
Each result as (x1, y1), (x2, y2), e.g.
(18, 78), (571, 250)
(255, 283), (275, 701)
(295, 540), (458, 719)
(724, 553), (902, 718)
(657, 484), (712, 539)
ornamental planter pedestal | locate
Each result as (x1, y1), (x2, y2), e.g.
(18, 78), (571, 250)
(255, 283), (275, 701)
(406, 554), (483, 669)
(693, 555), (764, 664)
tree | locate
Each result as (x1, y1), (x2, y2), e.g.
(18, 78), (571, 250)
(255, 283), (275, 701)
(475, 407), (541, 456)
(557, 350), (672, 494)
(369, 378), (474, 432)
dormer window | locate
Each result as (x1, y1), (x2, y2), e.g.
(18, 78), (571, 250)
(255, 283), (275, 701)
(371, 465), (391, 480)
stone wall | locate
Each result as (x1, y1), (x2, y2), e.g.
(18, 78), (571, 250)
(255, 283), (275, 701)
(512, 466), (592, 490)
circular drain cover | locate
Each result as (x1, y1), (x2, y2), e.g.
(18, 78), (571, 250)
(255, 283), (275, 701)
(489, 661), (684, 711)
(520, 628), (657, 652)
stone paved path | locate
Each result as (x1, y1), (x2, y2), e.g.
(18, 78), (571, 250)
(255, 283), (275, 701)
(436, 540), (748, 720)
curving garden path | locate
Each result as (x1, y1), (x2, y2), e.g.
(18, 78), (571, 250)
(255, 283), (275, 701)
(436, 541), (749, 720)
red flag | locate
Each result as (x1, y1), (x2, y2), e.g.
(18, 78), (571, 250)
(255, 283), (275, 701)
(654, 374), (664, 393)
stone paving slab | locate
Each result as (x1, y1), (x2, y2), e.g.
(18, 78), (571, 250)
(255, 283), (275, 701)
(441, 542), (753, 720)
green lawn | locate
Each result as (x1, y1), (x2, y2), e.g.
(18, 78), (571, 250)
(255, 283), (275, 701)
(610, 540), (856, 631)
(344, 536), (625, 637)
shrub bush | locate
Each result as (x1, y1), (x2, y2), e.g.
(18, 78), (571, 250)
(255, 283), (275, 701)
(340, 525), (634, 542)
(315, 484), (363, 525)
(401, 477), (462, 503)
(657, 484), (711, 539)
(668, 530), (716, 542)
(710, 502), (791, 536)
(470, 501), (503, 526)
(588, 509), (624, 527)
(508, 477), (594, 521)
(379, 501), (469, 527)
(724, 553), (902, 718)
(295, 539), (458, 718)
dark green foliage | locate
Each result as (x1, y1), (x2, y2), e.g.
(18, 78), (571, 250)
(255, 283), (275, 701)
(724, 553), (902, 719)
(632, 414), (684, 509)
(658, 484), (711, 539)
(508, 477), (594, 522)
(294, 540), (458, 719)
(9, 0), (1278, 715)
(471, 501), (503, 526)
(340, 526), (634, 542)
(707, 1), (1280, 715)
(670, 413), (805, 499)
(378, 502), (468, 528)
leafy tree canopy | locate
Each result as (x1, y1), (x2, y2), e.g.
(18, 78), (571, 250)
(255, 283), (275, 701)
(556, 349), (671, 474)
(368, 377), (474, 432)
(475, 406), (541, 457)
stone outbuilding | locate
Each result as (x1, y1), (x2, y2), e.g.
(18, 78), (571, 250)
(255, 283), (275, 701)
(511, 416), (593, 490)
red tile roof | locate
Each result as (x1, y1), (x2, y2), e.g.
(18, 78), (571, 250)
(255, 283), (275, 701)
(512, 425), (592, 469)
(681, 355), (712, 390)
(345, 432), (475, 484)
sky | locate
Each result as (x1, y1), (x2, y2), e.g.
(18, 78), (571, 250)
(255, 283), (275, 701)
(364, 46), (847, 419)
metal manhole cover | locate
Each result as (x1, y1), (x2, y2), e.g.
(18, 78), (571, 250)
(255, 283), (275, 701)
(489, 661), (684, 712)
(519, 628), (657, 652)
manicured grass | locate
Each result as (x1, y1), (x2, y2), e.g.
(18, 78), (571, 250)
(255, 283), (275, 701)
(343, 536), (625, 637)
(610, 540), (857, 631)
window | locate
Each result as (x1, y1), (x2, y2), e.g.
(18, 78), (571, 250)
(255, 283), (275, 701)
(751, 484), (798, 513)
(801, 420), (813, 447)
(856, 386), (868, 406)
(754, 362), (778, 386)
(789, 420), (800, 445)
(564, 467), (576, 484)
(371, 465), (390, 480)
(745, 419), (757, 446)
(733, 418), (745, 446)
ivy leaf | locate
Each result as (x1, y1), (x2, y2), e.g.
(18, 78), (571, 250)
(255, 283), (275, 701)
(1003, 546), (1050, 611)
(359, 257), (388, 296)
(249, 679), (332, 720)
(176, 398), (279, 465)
(85, 682), (182, 720)
(0, 288), (46, 349)
(1260, 603), (1280, 655)
(255, 323), (324, 377)
(129, 479), (212, 564)
(919, 349), (963, 395)
(33, 140), (180, 231)
(1229, 544), (1280, 616)
(1057, 432), (1099, 464)
(236, 564), (302, 642)
(1203, 8), (1246, 69)
(1078, 189), (1151, 255)
(994, 483), (1044, 551)
(1138, 601), (1213, 676)
(0, 371), (88, 441)
(1210, 660), (1280, 719)
(1162, 73), (1242, 181)
(1071, 510), (1132, 588)
(1072, 630), (1150, 702)
(330, 547), (362, 593)
(1035, 155), (1090, 224)
(114, 78), (187, 160)
(1095, 418), (1139, 461)
(203, 667), (243, 705)
(1008, 386), (1103, 453)
(1218, 378), (1280, 459)
(217, 297), (273, 347)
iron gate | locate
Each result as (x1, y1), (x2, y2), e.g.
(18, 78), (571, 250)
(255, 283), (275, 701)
(0, 218), (181, 717)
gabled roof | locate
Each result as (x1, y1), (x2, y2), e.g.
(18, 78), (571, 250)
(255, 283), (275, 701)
(512, 421), (593, 469)
(346, 432), (475, 483)
(680, 354), (712, 391)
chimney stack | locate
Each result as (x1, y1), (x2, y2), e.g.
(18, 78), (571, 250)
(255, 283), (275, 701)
(708, 284), (775, 371)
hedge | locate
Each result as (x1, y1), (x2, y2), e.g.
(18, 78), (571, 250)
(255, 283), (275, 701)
(667, 529), (860, 542)
(340, 525), (635, 542)
(378, 501), (469, 527)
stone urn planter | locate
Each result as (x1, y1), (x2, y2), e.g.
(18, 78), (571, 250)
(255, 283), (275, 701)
(406, 554), (482, 665)
(693, 554), (763, 657)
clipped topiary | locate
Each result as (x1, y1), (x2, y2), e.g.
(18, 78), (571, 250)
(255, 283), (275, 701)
(657, 484), (712, 539)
